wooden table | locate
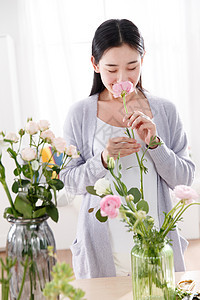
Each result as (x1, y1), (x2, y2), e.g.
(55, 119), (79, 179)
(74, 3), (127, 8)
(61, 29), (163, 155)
(72, 271), (200, 300)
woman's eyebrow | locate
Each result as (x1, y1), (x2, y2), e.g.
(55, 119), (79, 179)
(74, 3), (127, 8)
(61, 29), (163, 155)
(105, 60), (138, 67)
(127, 60), (138, 64)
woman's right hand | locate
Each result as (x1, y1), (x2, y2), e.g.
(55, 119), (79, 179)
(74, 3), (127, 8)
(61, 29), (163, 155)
(101, 136), (141, 167)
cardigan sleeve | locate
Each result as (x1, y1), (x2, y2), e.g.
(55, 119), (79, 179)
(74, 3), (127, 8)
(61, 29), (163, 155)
(60, 99), (108, 196)
(147, 101), (195, 189)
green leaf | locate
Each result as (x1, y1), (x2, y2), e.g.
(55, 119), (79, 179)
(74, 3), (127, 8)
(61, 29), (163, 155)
(136, 200), (149, 214)
(7, 147), (17, 159)
(120, 181), (127, 194)
(52, 165), (61, 174)
(14, 193), (33, 218)
(12, 181), (19, 193)
(14, 167), (21, 176)
(3, 207), (14, 218)
(43, 167), (53, 181)
(128, 188), (141, 203)
(46, 205), (59, 222)
(0, 161), (5, 181)
(32, 207), (46, 218)
(48, 179), (64, 190)
(21, 179), (30, 187)
(86, 186), (98, 196)
(22, 164), (31, 179)
(95, 208), (108, 223)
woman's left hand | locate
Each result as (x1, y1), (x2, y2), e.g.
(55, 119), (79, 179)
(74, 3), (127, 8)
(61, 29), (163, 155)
(123, 111), (157, 146)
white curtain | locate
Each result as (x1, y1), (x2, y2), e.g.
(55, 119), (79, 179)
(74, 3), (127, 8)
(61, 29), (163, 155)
(16, 0), (200, 171)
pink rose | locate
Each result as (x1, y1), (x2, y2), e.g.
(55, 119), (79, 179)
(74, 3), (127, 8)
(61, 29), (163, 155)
(52, 137), (67, 153)
(65, 145), (79, 158)
(38, 120), (50, 131)
(173, 185), (199, 204)
(21, 147), (36, 161)
(25, 121), (39, 135)
(5, 132), (19, 143)
(100, 195), (121, 218)
(112, 81), (134, 98)
(40, 129), (55, 143)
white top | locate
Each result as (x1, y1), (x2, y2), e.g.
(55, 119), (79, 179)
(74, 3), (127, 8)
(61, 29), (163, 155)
(93, 117), (158, 276)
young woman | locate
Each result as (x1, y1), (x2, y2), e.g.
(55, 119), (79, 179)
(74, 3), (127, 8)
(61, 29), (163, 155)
(60, 19), (195, 279)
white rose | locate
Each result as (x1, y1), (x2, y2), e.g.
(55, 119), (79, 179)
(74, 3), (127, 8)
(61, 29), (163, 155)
(38, 120), (50, 131)
(25, 121), (39, 135)
(31, 160), (40, 171)
(65, 145), (79, 158)
(40, 129), (55, 143)
(52, 137), (67, 153)
(94, 178), (112, 196)
(5, 132), (19, 143)
(21, 147), (37, 161)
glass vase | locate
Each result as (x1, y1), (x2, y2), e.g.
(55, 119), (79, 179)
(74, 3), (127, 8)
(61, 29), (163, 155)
(6, 215), (56, 300)
(131, 242), (175, 300)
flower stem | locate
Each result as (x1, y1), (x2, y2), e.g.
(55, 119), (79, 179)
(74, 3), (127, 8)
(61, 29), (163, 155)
(122, 94), (144, 200)
(162, 202), (200, 238)
(17, 255), (29, 300)
(1, 180), (17, 218)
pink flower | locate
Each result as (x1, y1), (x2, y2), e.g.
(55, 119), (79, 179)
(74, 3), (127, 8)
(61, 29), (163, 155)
(65, 145), (79, 158)
(21, 147), (36, 161)
(52, 137), (67, 153)
(38, 120), (50, 131)
(25, 121), (39, 135)
(112, 81), (134, 98)
(173, 185), (199, 204)
(100, 195), (121, 218)
(40, 129), (55, 143)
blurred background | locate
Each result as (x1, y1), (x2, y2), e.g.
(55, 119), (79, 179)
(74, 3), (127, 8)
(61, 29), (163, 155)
(0, 0), (200, 251)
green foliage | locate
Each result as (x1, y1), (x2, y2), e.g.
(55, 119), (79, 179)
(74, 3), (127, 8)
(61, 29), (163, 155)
(96, 208), (108, 222)
(175, 287), (191, 299)
(86, 186), (98, 196)
(136, 199), (149, 214)
(43, 262), (85, 300)
(14, 193), (33, 219)
(0, 119), (79, 222)
(128, 188), (141, 203)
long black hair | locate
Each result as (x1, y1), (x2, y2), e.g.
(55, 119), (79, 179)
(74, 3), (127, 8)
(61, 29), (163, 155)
(90, 19), (145, 96)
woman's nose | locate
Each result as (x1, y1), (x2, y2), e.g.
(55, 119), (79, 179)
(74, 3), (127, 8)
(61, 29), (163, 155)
(117, 70), (127, 82)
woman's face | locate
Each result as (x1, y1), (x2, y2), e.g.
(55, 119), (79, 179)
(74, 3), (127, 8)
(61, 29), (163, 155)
(91, 43), (144, 98)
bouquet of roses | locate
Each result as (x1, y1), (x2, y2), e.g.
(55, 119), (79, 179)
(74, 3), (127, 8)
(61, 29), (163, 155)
(0, 118), (79, 222)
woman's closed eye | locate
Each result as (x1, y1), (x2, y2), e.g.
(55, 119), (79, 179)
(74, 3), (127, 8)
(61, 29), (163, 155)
(108, 70), (117, 73)
(128, 67), (137, 71)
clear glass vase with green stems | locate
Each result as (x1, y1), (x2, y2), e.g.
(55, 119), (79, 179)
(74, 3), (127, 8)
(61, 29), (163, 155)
(131, 240), (175, 300)
(6, 214), (56, 300)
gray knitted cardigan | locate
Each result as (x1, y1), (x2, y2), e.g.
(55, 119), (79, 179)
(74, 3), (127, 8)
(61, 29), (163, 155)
(60, 91), (195, 279)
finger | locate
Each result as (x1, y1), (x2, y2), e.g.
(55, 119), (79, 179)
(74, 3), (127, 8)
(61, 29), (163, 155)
(130, 115), (152, 130)
(123, 112), (134, 122)
(116, 147), (141, 157)
(112, 142), (141, 151)
(110, 136), (137, 143)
